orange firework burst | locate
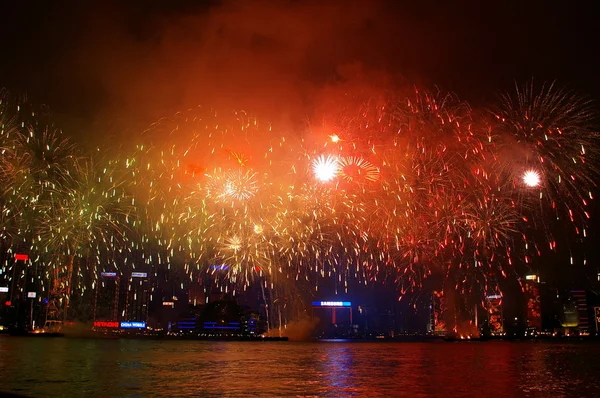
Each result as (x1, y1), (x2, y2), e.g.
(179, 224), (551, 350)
(338, 156), (380, 183)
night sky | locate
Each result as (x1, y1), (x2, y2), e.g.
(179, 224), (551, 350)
(1, 0), (599, 136)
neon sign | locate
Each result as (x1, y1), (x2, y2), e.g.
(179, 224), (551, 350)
(101, 272), (117, 277)
(27, 292), (36, 298)
(209, 265), (229, 271)
(94, 321), (119, 328)
(0, 287), (8, 293)
(15, 254), (28, 261)
(131, 272), (147, 278)
(312, 301), (351, 307)
(120, 321), (146, 329)
(486, 295), (502, 299)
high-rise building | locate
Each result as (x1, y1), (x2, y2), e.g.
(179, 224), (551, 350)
(1, 254), (40, 331)
(524, 274), (541, 332)
(7, 255), (28, 299)
(432, 291), (447, 335)
(93, 272), (120, 329)
(124, 272), (150, 325)
(310, 301), (353, 338)
(486, 294), (504, 335)
(570, 290), (589, 334)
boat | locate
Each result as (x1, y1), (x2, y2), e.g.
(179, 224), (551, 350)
(9, 320), (65, 337)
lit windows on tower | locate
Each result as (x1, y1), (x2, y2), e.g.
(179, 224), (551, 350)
(125, 272), (150, 324)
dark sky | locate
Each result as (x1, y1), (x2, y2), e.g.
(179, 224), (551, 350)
(0, 0), (598, 137)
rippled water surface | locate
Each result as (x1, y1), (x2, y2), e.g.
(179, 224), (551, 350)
(1, 337), (600, 397)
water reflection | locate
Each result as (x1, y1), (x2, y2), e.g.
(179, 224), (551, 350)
(1, 338), (599, 397)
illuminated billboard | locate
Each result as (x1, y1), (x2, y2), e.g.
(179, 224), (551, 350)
(209, 265), (229, 271)
(311, 301), (351, 307)
(100, 272), (117, 277)
(131, 272), (147, 278)
(486, 294), (503, 334)
(27, 292), (36, 298)
(433, 291), (447, 334)
(120, 321), (146, 329)
(15, 254), (28, 261)
(0, 287), (8, 293)
(94, 321), (119, 328)
(524, 279), (541, 330)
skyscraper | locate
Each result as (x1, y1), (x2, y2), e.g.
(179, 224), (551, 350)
(93, 272), (120, 329)
(432, 291), (447, 335)
(2, 254), (39, 331)
(570, 290), (589, 334)
(486, 294), (504, 335)
(524, 274), (542, 332)
(124, 272), (150, 325)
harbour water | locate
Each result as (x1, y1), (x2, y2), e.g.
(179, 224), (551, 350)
(1, 337), (599, 397)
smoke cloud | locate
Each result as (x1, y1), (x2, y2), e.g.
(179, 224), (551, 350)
(38, 0), (443, 140)
(2, 0), (598, 143)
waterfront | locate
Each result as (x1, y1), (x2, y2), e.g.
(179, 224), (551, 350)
(1, 338), (600, 397)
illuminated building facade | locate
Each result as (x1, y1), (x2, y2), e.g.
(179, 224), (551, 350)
(200, 299), (243, 335)
(0, 254), (42, 331)
(432, 291), (447, 335)
(311, 301), (353, 338)
(124, 272), (150, 324)
(524, 274), (541, 332)
(486, 294), (504, 335)
(93, 272), (120, 329)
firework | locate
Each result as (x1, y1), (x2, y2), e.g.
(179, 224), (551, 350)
(493, 81), (597, 227)
(0, 80), (597, 329)
(312, 155), (339, 182)
(337, 156), (380, 184)
(522, 169), (541, 187)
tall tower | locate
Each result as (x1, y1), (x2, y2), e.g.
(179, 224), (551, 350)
(432, 290), (447, 335)
(524, 274), (541, 332)
(2, 254), (43, 331)
(570, 290), (589, 334)
(124, 272), (150, 325)
(486, 294), (504, 335)
(93, 272), (120, 329)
